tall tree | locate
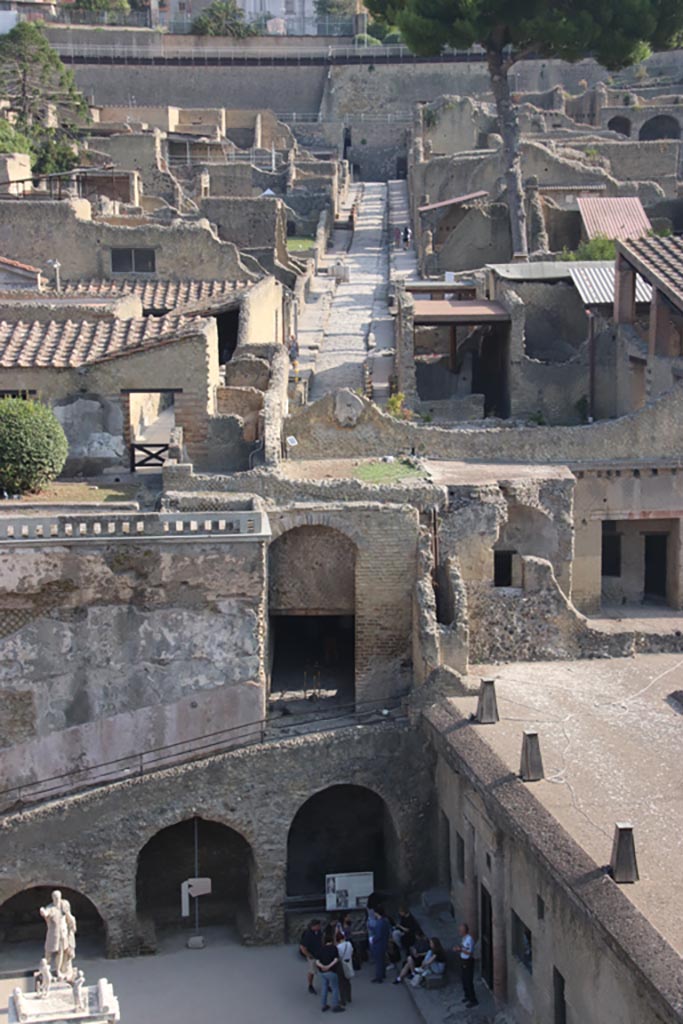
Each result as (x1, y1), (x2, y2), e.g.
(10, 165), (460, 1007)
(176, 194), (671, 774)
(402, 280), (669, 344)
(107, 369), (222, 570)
(365, 0), (683, 255)
(0, 23), (89, 173)
(192, 0), (256, 36)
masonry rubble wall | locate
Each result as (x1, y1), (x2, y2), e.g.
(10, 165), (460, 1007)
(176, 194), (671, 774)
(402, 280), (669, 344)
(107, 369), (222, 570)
(0, 201), (258, 283)
(282, 386), (683, 464)
(0, 721), (435, 953)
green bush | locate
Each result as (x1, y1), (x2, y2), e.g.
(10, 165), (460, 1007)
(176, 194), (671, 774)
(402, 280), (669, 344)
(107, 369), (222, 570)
(367, 19), (387, 40)
(383, 29), (403, 43)
(561, 235), (616, 262)
(0, 399), (68, 494)
(354, 32), (381, 46)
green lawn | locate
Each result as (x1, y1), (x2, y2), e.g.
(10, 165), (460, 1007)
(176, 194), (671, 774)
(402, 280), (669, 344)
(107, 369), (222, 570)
(287, 237), (316, 253)
(352, 460), (424, 484)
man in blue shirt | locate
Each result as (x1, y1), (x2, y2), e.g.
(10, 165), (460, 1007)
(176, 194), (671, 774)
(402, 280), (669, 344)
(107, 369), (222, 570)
(370, 906), (391, 983)
(454, 922), (478, 1008)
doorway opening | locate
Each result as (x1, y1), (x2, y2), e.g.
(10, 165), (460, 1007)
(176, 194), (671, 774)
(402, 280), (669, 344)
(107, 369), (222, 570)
(286, 785), (399, 897)
(217, 307), (240, 366)
(136, 817), (254, 940)
(0, 886), (106, 967)
(644, 533), (668, 601)
(472, 325), (510, 418)
(127, 390), (176, 472)
(270, 614), (354, 704)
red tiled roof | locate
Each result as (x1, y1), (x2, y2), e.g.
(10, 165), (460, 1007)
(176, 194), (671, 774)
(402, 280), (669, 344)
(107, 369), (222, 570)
(617, 236), (683, 313)
(578, 197), (651, 242)
(58, 278), (247, 310)
(0, 314), (207, 369)
(0, 256), (41, 275)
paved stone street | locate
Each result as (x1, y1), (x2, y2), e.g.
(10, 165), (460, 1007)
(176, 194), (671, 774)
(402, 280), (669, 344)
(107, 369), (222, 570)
(309, 182), (390, 400)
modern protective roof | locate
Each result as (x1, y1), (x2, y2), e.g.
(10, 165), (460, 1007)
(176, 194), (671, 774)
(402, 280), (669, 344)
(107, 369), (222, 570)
(569, 263), (651, 306)
(413, 298), (509, 324)
(618, 236), (683, 313)
(418, 191), (488, 214)
(0, 313), (207, 369)
(578, 197), (652, 241)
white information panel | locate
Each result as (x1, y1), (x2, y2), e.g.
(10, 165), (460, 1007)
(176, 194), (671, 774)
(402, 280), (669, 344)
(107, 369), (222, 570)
(325, 871), (374, 912)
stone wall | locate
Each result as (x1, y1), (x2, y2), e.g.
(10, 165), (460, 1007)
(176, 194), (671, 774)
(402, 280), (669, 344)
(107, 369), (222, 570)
(283, 386), (683, 465)
(0, 721), (435, 954)
(199, 196), (289, 267)
(0, 532), (267, 787)
(0, 201), (258, 283)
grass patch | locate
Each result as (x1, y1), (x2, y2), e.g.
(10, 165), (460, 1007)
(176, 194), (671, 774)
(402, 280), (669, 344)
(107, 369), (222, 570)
(287, 237), (315, 253)
(352, 460), (423, 484)
(15, 481), (140, 504)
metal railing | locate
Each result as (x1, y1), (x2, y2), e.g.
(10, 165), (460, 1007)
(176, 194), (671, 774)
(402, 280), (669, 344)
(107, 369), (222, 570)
(276, 111), (413, 124)
(52, 41), (488, 65)
(0, 695), (405, 813)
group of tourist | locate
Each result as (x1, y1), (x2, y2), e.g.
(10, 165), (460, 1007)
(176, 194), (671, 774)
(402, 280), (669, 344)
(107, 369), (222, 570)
(299, 905), (479, 1012)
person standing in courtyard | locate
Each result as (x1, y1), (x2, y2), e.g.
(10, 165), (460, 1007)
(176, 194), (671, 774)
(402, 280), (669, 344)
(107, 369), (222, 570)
(336, 923), (354, 1006)
(454, 923), (478, 1008)
(370, 906), (390, 983)
(300, 919), (323, 995)
(317, 925), (345, 1013)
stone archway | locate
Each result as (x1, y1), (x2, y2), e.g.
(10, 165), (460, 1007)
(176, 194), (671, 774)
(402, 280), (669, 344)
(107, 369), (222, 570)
(607, 115), (632, 137)
(0, 885), (106, 966)
(135, 817), (255, 943)
(268, 525), (357, 704)
(639, 114), (681, 141)
(286, 784), (402, 899)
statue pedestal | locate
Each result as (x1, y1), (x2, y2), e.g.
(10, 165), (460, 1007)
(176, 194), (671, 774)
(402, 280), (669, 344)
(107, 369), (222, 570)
(8, 979), (120, 1024)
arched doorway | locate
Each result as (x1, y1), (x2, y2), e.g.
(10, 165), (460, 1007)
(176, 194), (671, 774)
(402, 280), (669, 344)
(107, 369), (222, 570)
(607, 115), (632, 137)
(286, 785), (401, 898)
(268, 526), (356, 705)
(136, 817), (254, 940)
(0, 886), (106, 967)
(638, 114), (681, 141)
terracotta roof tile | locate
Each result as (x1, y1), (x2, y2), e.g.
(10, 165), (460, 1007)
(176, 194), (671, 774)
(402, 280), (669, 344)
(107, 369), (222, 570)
(0, 314), (206, 369)
(57, 278), (246, 311)
(0, 256), (42, 274)
(617, 236), (683, 312)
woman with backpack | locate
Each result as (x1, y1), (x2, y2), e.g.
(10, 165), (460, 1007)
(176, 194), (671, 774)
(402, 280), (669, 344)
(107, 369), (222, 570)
(336, 923), (355, 1006)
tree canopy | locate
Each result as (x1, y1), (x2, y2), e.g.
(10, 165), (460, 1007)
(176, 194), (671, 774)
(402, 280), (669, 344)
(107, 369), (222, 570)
(0, 23), (89, 174)
(73, 0), (132, 15)
(366, 0), (683, 67)
(192, 0), (256, 36)
(367, 0), (683, 254)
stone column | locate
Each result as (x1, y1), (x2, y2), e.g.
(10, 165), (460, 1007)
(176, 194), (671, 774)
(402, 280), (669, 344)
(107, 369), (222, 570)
(614, 255), (636, 324)
(649, 288), (672, 357)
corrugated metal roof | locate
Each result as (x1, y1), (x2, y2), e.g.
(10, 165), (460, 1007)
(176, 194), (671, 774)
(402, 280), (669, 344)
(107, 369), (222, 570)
(578, 197), (652, 241)
(487, 261), (575, 281)
(418, 191), (488, 214)
(569, 263), (651, 306)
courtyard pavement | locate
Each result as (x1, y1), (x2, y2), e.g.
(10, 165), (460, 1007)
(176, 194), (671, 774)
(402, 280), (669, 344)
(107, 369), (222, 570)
(0, 930), (422, 1024)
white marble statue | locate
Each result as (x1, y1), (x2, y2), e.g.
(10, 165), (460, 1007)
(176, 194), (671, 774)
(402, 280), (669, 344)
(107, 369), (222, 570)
(71, 969), (87, 1012)
(58, 899), (77, 980)
(40, 891), (63, 973)
(34, 958), (51, 998)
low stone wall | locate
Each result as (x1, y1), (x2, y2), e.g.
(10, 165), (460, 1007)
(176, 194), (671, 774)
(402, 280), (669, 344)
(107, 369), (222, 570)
(283, 386), (683, 465)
